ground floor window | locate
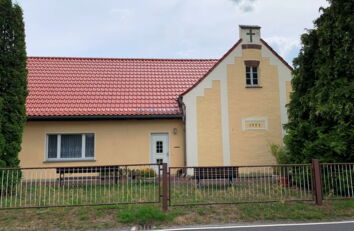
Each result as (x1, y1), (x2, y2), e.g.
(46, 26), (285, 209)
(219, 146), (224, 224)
(46, 133), (94, 160)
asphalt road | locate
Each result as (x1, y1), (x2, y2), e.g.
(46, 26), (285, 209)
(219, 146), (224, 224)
(159, 221), (354, 231)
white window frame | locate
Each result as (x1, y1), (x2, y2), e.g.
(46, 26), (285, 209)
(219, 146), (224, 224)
(45, 133), (95, 161)
(246, 66), (259, 86)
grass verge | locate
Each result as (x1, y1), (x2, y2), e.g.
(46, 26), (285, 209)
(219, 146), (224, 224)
(117, 206), (174, 225)
(0, 200), (353, 230)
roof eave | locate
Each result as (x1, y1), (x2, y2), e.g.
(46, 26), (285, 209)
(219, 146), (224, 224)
(260, 39), (293, 71)
(27, 114), (183, 121)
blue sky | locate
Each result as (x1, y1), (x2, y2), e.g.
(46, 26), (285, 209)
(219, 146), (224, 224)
(16, 0), (328, 65)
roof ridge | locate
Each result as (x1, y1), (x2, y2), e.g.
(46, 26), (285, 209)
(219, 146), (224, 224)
(28, 56), (219, 61)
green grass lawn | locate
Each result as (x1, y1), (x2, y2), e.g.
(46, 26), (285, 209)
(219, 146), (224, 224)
(0, 200), (353, 231)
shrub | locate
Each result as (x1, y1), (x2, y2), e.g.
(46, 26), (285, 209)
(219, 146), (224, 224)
(270, 144), (292, 176)
(270, 145), (315, 189)
(270, 144), (291, 165)
(137, 168), (156, 178)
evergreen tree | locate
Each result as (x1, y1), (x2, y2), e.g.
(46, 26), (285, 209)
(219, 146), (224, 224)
(0, 0), (27, 168)
(284, 0), (354, 163)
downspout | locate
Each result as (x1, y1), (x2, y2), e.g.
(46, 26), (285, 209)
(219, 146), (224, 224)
(177, 96), (187, 167)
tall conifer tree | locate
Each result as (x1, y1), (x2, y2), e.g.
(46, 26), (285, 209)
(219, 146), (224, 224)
(284, 0), (354, 163)
(0, 0), (27, 168)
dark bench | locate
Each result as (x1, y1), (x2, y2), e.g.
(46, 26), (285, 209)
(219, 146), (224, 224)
(56, 166), (120, 186)
(193, 167), (239, 187)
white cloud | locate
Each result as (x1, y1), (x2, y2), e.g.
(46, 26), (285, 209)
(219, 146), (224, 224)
(229, 0), (257, 12)
(16, 0), (329, 63)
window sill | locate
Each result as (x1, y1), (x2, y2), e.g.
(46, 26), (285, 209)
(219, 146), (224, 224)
(246, 85), (262, 88)
(43, 159), (96, 163)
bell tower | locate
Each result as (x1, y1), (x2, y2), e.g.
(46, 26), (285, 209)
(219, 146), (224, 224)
(239, 25), (261, 44)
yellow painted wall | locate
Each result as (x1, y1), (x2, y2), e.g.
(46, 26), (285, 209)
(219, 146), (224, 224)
(286, 80), (292, 104)
(227, 48), (282, 165)
(19, 120), (184, 168)
(196, 81), (223, 165)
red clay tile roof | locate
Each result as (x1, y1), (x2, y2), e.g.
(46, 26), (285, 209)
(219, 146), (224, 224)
(26, 57), (217, 117)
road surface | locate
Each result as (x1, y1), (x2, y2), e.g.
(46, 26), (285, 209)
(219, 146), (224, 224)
(158, 221), (354, 231)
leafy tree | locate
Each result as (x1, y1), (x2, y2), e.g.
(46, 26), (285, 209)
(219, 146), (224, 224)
(0, 0), (27, 169)
(284, 0), (354, 163)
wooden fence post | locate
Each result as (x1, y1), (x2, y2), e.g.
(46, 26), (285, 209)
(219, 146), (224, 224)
(312, 159), (323, 205)
(162, 163), (169, 211)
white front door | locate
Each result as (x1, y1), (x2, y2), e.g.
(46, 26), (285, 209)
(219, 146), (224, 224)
(151, 133), (169, 166)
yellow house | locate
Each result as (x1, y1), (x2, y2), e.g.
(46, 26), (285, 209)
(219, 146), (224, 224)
(20, 25), (292, 169)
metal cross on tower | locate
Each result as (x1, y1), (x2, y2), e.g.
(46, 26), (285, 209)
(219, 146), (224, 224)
(246, 29), (255, 42)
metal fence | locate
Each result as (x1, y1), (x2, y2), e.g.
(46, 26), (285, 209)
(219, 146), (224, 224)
(321, 163), (354, 200)
(0, 160), (353, 210)
(0, 164), (162, 209)
(169, 164), (313, 206)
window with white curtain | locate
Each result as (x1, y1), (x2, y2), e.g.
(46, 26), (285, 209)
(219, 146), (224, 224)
(46, 134), (95, 160)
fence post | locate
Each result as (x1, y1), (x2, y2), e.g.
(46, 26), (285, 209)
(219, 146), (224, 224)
(312, 159), (323, 205)
(162, 163), (169, 211)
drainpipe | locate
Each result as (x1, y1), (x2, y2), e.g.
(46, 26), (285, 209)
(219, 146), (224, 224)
(177, 96), (187, 167)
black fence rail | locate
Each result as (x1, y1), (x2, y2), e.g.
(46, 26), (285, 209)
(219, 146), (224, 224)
(0, 164), (162, 209)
